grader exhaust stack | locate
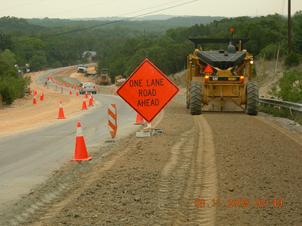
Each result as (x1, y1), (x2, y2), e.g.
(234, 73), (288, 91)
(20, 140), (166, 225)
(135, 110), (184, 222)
(186, 38), (258, 115)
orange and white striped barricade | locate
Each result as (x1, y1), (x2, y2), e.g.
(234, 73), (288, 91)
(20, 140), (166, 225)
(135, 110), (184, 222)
(107, 104), (117, 142)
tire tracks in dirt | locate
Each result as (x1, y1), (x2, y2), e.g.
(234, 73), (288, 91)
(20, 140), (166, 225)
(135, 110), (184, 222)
(4, 143), (130, 226)
(3, 96), (221, 225)
(26, 113), (164, 225)
(158, 115), (217, 225)
(33, 145), (130, 225)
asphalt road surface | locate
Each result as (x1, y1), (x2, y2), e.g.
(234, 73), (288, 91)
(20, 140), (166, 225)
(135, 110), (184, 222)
(0, 69), (137, 213)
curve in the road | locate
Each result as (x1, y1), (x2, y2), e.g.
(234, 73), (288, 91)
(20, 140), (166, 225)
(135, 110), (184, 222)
(0, 68), (137, 213)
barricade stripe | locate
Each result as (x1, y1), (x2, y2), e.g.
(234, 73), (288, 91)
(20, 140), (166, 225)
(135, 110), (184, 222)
(108, 109), (117, 120)
(108, 120), (116, 130)
(107, 104), (117, 139)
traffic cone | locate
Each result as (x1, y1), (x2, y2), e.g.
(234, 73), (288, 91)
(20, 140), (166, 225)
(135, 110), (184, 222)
(135, 113), (144, 125)
(40, 91), (44, 101)
(73, 121), (91, 161)
(82, 100), (87, 110)
(57, 101), (66, 119)
(76, 91), (79, 97)
(88, 95), (94, 107)
(69, 90), (72, 96)
(32, 95), (37, 105)
(85, 92), (88, 99)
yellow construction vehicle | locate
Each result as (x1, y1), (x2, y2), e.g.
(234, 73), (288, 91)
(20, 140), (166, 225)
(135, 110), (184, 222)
(115, 75), (126, 87)
(186, 38), (258, 115)
(96, 68), (111, 85)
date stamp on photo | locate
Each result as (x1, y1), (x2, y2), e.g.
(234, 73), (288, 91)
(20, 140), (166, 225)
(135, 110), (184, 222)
(194, 196), (283, 209)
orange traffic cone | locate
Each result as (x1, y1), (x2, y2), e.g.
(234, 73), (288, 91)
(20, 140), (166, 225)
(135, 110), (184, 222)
(40, 91), (44, 101)
(76, 91), (79, 97)
(73, 121), (91, 161)
(135, 113), (144, 125)
(69, 90), (72, 96)
(33, 95), (37, 105)
(88, 95), (94, 107)
(85, 92), (88, 99)
(81, 100), (87, 110)
(57, 101), (66, 119)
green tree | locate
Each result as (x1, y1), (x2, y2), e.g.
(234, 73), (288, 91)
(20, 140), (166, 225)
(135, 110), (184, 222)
(279, 70), (302, 102)
(293, 11), (302, 53)
(0, 49), (16, 77)
(29, 53), (47, 71)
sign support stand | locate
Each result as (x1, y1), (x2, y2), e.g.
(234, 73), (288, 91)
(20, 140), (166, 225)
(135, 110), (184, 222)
(136, 121), (163, 138)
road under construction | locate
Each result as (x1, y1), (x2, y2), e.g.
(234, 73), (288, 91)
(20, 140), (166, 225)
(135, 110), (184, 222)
(0, 65), (301, 226)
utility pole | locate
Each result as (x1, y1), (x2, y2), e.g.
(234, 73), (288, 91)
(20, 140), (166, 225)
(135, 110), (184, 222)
(288, 0), (292, 54)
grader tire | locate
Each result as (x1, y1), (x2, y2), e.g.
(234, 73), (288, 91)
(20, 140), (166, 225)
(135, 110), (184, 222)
(246, 81), (258, 115)
(190, 81), (202, 115)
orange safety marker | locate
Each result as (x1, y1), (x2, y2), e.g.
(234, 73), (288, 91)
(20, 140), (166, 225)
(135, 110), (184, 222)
(69, 90), (72, 96)
(85, 92), (88, 99)
(204, 64), (214, 74)
(81, 99), (87, 110)
(76, 91), (79, 97)
(40, 91), (44, 101)
(73, 121), (92, 161)
(88, 95), (94, 107)
(57, 101), (66, 119)
(135, 113), (144, 125)
(108, 104), (117, 139)
(32, 95), (37, 105)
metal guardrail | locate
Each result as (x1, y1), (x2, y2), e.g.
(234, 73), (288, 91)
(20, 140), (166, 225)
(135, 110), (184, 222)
(258, 98), (302, 113)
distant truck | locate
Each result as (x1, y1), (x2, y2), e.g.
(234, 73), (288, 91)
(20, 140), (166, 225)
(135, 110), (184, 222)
(79, 82), (97, 94)
(77, 65), (88, 74)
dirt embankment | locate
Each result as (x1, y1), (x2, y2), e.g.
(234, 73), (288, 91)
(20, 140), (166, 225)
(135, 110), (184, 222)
(256, 60), (302, 99)
(0, 68), (83, 137)
(2, 93), (301, 226)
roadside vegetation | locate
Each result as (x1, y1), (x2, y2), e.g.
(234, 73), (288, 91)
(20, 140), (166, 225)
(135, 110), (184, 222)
(258, 104), (302, 125)
(0, 12), (302, 105)
(0, 49), (29, 104)
(278, 70), (302, 102)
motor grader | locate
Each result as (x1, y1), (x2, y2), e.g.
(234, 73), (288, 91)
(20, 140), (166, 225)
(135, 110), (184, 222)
(186, 38), (258, 115)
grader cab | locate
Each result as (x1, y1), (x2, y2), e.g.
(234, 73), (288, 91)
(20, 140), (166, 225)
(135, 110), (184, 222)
(186, 38), (258, 115)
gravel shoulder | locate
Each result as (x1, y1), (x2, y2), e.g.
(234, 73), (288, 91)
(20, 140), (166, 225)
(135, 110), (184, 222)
(1, 93), (301, 225)
(206, 113), (302, 226)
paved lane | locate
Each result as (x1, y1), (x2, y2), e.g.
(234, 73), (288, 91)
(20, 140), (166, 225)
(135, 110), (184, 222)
(0, 92), (137, 211)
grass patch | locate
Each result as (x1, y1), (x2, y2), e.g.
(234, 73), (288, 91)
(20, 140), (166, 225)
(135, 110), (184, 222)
(259, 104), (302, 125)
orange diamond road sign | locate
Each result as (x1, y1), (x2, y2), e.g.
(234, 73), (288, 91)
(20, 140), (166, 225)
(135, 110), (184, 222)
(117, 58), (179, 122)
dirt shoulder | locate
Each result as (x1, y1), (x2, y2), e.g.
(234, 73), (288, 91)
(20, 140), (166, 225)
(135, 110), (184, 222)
(1, 94), (301, 225)
(2, 94), (203, 225)
(0, 68), (83, 137)
(206, 113), (302, 226)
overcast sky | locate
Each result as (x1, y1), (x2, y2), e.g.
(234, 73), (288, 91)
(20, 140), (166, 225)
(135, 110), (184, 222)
(0, 0), (301, 19)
